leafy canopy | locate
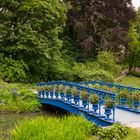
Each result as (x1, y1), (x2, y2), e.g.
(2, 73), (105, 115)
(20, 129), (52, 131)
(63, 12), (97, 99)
(0, 0), (67, 82)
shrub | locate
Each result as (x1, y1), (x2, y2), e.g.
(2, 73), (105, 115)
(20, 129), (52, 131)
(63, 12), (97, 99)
(0, 57), (28, 82)
(11, 116), (93, 140)
(93, 84), (100, 89)
(120, 89), (129, 98)
(88, 83), (94, 88)
(80, 89), (88, 100)
(54, 85), (59, 93)
(48, 85), (53, 92)
(41, 86), (45, 91)
(72, 62), (114, 82)
(109, 86), (117, 92)
(59, 84), (63, 92)
(44, 86), (48, 91)
(65, 86), (71, 94)
(101, 85), (109, 91)
(105, 99), (113, 108)
(97, 51), (121, 76)
(89, 94), (99, 104)
(97, 123), (130, 140)
(132, 91), (140, 101)
(0, 81), (41, 113)
(72, 87), (78, 96)
(37, 86), (42, 92)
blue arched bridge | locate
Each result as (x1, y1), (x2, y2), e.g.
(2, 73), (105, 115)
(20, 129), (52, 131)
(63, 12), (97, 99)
(37, 81), (140, 127)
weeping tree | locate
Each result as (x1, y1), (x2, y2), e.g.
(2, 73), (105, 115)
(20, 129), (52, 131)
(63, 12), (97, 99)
(65, 0), (136, 59)
(0, 0), (67, 82)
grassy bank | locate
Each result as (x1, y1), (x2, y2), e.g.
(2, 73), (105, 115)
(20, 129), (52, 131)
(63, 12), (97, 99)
(115, 76), (140, 88)
(0, 81), (41, 113)
(11, 116), (93, 140)
(123, 128), (140, 140)
(10, 116), (129, 140)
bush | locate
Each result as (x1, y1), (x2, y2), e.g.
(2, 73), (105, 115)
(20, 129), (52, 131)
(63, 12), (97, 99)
(97, 51), (121, 75)
(96, 123), (130, 140)
(0, 57), (28, 82)
(102, 85), (109, 91)
(120, 89), (129, 98)
(132, 91), (140, 101)
(59, 84), (63, 92)
(65, 86), (71, 94)
(0, 81), (41, 113)
(72, 62), (114, 82)
(72, 87), (78, 96)
(89, 94), (99, 104)
(11, 116), (93, 140)
(105, 99), (113, 108)
(80, 89), (88, 100)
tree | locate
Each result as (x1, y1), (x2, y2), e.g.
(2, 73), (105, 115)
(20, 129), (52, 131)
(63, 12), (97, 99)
(0, 0), (67, 82)
(128, 8), (140, 71)
(65, 0), (136, 59)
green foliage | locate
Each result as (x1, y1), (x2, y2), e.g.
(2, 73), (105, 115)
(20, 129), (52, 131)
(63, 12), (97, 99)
(115, 76), (140, 88)
(72, 61), (114, 82)
(80, 89), (88, 100)
(128, 9), (140, 71)
(0, 130), (1, 140)
(92, 84), (100, 89)
(88, 83), (94, 88)
(109, 86), (118, 92)
(120, 89), (130, 98)
(97, 51), (121, 75)
(0, 57), (28, 82)
(59, 84), (63, 92)
(72, 87), (78, 96)
(97, 123), (130, 140)
(0, 0), (67, 82)
(101, 85), (109, 91)
(54, 85), (59, 93)
(105, 99), (113, 108)
(11, 116), (93, 140)
(48, 85), (52, 92)
(132, 91), (140, 101)
(122, 128), (140, 140)
(89, 94), (99, 104)
(0, 81), (41, 113)
(65, 86), (70, 94)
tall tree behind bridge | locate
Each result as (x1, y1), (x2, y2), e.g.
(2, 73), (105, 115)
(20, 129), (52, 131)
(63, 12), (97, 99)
(66, 0), (136, 59)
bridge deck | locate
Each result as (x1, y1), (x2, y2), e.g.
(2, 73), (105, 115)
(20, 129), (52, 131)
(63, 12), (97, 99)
(115, 108), (140, 128)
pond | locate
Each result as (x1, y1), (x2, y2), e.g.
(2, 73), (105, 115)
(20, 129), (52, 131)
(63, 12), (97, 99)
(0, 105), (69, 139)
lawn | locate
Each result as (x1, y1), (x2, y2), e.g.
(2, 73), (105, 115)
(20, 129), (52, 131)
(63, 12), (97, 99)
(115, 76), (140, 88)
(122, 128), (140, 140)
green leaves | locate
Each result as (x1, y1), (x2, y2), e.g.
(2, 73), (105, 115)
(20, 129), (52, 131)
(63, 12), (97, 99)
(0, 0), (67, 82)
(0, 57), (28, 82)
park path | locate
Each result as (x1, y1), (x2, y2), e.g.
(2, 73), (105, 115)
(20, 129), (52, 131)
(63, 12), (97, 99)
(114, 67), (140, 81)
(115, 108), (140, 128)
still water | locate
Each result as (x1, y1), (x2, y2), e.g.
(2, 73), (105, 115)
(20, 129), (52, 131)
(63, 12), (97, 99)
(0, 105), (69, 137)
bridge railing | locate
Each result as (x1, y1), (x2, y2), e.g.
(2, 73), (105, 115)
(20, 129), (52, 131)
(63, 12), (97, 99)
(37, 81), (117, 123)
(78, 81), (140, 113)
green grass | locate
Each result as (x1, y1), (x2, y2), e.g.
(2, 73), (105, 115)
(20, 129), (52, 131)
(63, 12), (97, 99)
(115, 76), (140, 88)
(0, 130), (1, 140)
(122, 128), (140, 140)
(0, 81), (41, 113)
(11, 116), (94, 140)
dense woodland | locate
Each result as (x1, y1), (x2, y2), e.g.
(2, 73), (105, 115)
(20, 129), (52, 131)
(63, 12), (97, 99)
(0, 0), (140, 82)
